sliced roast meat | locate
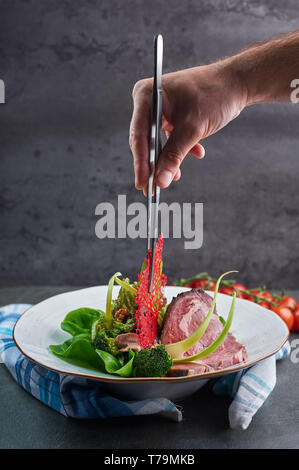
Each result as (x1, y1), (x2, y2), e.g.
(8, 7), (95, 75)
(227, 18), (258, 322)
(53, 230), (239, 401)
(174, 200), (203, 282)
(115, 333), (141, 352)
(168, 336), (247, 376)
(161, 288), (223, 357)
(161, 288), (247, 372)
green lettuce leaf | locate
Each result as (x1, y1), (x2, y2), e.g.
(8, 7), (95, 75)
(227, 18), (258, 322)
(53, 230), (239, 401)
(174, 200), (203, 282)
(49, 299), (136, 376)
(60, 308), (104, 337)
(96, 349), (135, 377)
(49, 334), (104, 371)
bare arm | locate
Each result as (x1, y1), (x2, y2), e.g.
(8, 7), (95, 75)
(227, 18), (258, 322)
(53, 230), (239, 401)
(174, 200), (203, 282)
(230, 30), (299, 104)
(130, 30), (299, 191)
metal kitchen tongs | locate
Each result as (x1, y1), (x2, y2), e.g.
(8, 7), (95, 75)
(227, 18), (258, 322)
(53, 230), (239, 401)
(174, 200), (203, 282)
(147, 34), (163, 293)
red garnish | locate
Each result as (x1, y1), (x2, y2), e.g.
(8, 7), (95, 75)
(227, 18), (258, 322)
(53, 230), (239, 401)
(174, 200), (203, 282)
(135, 234), (167, 348)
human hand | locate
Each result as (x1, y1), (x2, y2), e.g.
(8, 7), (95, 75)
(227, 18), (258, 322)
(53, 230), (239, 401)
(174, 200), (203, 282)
(129, 61), (247, 192)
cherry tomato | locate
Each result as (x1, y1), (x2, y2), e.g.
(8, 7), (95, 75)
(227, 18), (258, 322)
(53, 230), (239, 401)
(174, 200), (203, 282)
(207, 281), (216, 291)
(243, 289), (259, 301)
(190, 280), (216, 290)
(190, 279), (209, 288)
(277, 296), (297, 311)
(261, 291), (274, 301)
(256, 291), (275, 309)
(273, 306), (294, 331)
(293, 308), (299, 333)
(258, 301), (272, 310)
(219, 286), (235, 296)
(245, 289), (273, 303)
(231, 283), (247, 298)
(232, 283), (246, 292)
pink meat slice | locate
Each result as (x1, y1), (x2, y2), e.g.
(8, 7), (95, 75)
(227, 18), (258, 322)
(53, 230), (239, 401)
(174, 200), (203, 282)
(115, 333), (141, 352)
(167, 362), (213, 377)
(201, 332), (247, 369)
(161, 288), (247, 375)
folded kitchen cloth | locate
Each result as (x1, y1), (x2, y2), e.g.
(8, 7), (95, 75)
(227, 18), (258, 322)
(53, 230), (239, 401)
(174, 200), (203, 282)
(0, 304), (290, 428)
(213, 340), (290, 429)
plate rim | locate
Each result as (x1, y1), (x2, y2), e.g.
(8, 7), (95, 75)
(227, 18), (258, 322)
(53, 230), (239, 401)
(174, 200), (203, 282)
(13, 286), (290, 384)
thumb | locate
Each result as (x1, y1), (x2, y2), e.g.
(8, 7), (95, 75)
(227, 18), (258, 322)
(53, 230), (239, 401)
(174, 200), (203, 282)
(155, 123), (200, 188)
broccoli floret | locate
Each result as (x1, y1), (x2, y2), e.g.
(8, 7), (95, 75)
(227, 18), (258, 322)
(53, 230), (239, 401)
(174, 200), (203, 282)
(93, 311), (107, 331)
(93, 329), (119, 357)
(92, 307), (135, 342)
(133, 345), (173, 377)
(110, 317), (136, 336)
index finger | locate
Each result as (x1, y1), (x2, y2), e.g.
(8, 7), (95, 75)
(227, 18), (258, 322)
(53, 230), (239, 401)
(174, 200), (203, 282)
(129, 80), (153, 190)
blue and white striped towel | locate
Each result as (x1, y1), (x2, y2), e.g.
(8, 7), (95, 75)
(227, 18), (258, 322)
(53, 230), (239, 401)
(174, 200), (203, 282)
(0, 304), (290, 429)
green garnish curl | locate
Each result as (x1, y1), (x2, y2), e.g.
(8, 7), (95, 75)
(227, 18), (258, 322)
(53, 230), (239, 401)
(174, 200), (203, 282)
(106, 272), (121, 329)
(114, 276), (137, 295)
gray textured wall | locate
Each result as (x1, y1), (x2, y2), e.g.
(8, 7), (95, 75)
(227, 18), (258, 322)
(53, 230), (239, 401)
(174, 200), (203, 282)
(1, 0), (299, 288)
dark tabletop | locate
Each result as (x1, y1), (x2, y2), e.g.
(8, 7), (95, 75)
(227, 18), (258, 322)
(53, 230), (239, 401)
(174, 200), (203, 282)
(0, 286), (298, 450)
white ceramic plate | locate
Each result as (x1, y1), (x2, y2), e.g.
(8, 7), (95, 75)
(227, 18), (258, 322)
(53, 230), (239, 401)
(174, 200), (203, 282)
(13, 286), (289, 401)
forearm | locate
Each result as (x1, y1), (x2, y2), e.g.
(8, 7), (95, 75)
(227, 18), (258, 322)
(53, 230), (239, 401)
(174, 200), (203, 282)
(222, 30), (299, 105)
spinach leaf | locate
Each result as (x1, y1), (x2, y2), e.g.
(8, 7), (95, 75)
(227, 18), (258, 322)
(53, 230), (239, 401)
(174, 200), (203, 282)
(49, 334), (104, 371)
(96, 349), (135, 377)
(60, 308), (104, 337)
